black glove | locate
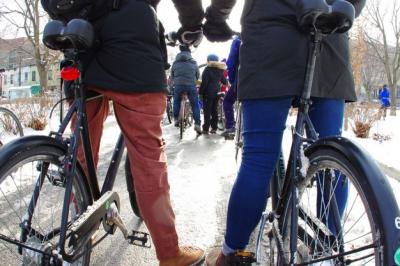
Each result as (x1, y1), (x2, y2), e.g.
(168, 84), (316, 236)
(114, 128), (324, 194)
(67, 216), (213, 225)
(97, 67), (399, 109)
(176, 25), (203, 47)
(203, 19), (235, 42)
(203, 5), (235, 42)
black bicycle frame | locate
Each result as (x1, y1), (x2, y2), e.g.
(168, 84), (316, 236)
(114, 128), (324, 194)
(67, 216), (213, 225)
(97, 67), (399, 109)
(270, 30), (343, 264)
(46, 49), (126, 260)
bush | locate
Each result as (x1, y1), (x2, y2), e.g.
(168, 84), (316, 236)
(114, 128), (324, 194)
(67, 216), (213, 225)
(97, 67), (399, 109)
(346, 102), (381, 138)
(12, 96), (55, 130)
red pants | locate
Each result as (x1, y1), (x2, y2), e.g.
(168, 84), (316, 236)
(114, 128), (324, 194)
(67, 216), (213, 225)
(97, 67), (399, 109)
(75, 87), (179, 260)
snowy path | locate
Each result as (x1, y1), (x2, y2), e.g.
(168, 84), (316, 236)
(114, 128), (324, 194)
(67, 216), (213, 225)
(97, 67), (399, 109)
(89, 118), (238, 265)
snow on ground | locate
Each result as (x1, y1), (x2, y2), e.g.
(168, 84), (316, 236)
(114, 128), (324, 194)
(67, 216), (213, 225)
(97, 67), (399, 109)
(0, 107), (399, 265)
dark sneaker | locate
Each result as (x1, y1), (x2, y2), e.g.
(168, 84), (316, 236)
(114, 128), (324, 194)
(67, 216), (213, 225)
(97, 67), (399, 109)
(174, 121), (179, 127)
(221, 128), (235, 137)
(194, 124), (202, 135)
(160, 246), (205, 266)
(210, 129), (217, 134)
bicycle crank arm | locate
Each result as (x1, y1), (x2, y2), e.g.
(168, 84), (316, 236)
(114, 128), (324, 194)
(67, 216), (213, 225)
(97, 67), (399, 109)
(69, 191), (120, 248)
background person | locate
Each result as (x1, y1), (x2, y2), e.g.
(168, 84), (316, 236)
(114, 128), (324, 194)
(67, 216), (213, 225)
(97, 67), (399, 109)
(199, 54), (228, 134)
(171, 45), (202, 134)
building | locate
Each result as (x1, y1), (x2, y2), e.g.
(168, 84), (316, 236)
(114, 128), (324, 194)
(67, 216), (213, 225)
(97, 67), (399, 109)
(0, 37), (60, 96)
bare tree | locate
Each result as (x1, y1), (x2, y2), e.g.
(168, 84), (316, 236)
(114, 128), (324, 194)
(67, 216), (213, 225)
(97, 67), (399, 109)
(0, 0), (58, 92)
(362, 0), (400, 115)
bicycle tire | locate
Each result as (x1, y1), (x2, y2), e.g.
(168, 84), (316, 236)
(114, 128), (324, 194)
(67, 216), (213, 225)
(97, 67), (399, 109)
(0, 137), (91, 265)
(166, 98), (173, 124)
(124, 155), (142, 218)
(234, 103), (243, 162)
(274, 147), (392, 265)
(270, 151), (286, 209)
(179, 99), (185, 140)
(217, 98), (225, 131)
(0, 106), (24, 146)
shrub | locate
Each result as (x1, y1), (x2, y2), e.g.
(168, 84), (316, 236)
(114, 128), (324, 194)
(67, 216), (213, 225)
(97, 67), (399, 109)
(346, 102), (381, 138)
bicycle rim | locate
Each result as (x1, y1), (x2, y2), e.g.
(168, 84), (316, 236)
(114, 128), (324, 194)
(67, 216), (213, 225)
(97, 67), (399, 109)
(276, 148), (385, 265)
(0, 107), (24, 146)
(0, 145), (91, 265)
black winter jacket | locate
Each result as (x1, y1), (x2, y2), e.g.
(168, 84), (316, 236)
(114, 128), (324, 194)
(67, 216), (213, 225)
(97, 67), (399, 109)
(199, 62), (228, 98)
(237, 0), (366, 102)
(82, 0), (211, 93)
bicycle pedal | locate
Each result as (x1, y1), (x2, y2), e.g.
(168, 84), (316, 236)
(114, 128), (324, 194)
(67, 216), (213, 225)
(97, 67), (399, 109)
(127, 231), (151, 248)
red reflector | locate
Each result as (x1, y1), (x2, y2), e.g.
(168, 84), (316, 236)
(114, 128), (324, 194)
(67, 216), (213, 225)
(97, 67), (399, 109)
(61, 66), (80, 81)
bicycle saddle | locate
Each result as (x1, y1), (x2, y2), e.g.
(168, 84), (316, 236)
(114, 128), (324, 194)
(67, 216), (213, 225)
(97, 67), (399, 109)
(296, 0), (355, 34)
(43, 19), (94, 51)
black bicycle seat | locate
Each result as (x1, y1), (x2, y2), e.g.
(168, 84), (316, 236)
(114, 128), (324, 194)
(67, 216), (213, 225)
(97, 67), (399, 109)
(297, 0), (355, 34)
(43, 19), (94, 51)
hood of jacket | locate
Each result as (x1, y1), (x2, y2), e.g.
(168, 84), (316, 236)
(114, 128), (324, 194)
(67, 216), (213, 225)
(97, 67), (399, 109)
(175, 51), (195, 62)
(207, 61), (227, 70)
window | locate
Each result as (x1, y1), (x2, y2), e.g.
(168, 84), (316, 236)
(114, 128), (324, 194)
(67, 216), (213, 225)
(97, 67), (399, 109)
(47, 70), (53, 81)
(10, 74), (14, 85)
(24, 72), (28, 82)
(32, 71), (36, 82)
(4, 75), (7, 85)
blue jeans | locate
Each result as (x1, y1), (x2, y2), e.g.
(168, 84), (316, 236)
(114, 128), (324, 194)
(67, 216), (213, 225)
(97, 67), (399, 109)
(173, 85), (201, 125)
(224, 97), (347, 251)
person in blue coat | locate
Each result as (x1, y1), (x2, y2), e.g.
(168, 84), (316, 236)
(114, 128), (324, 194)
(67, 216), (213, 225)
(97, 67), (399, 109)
(221, 35), (241, 136)
(379, 84), (390, 119)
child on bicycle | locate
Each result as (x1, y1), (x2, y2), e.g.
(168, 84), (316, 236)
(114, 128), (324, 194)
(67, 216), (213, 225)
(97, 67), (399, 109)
(199, 54), (228, 134)
(171, 45), (203, 134)
(201, 0), (366, 265)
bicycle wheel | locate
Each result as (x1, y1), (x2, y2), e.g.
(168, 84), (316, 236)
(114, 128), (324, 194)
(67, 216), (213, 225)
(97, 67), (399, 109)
(124, 155), (142, 218)
(234, 103), (243, 162)
(0, 107), (24, 147)
(166, 97), (173, 124)
(0, 139), (91, 265)
(275, 147), (389, 265)
(270, 151), (286, 209)
(217, 98), (225, 131)
(179, 100), (185, 140)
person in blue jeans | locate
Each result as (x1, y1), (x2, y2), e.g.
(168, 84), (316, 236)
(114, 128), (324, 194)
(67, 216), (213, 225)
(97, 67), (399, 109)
(171, 45), (202, 134)
(201, 0), (367, 265)
(222, 35), (240, 136)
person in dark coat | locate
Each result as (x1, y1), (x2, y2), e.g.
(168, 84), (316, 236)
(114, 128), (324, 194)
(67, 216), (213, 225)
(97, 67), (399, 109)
(201, 0), (367, 265)
(171, 45), (202, 134)
(65, 0), (221, 264)
(199, 54), (228, 134)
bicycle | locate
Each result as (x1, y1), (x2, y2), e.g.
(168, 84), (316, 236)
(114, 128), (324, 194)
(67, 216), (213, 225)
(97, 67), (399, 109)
(178, 92), (194, 140)
(166, 93), (173, 124)
(0, 106), (24, 147)
(231, 3), (400, 265)
(217, 92), (226, 131)
(0, 19), (148, 265)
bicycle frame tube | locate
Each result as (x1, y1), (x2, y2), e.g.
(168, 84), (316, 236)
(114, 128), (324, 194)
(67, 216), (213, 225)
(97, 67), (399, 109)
(272, 31), (322, 263)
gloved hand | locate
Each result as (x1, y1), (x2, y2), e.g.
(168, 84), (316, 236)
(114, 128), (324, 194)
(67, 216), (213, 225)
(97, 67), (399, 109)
(203, 6), (235, 42)
(203, 20), (235, 42)
(176, 25), (203, 47)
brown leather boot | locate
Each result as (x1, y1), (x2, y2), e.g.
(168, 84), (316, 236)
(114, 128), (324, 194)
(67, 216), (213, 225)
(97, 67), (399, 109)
(205, 248), (227, 266)
(159, 246), (205, 266)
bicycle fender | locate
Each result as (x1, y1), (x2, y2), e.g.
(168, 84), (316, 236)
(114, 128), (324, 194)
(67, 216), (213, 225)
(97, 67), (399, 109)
(0, 135), (93, 202)
(305, 136), (400, 263)
(0, 135), (67, 163)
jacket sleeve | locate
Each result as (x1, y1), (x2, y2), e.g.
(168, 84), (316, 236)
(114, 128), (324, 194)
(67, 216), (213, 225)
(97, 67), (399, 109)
(346, 0), (366, 18)
(226, 37), (240, 84)
(171, 0), (204, 28)
(206, 0), (237, 22)
(199, 68), (208, 96)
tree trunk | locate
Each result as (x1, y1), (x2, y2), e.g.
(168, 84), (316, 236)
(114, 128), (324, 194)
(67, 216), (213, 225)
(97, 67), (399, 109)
(390, 85), (397, 116)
